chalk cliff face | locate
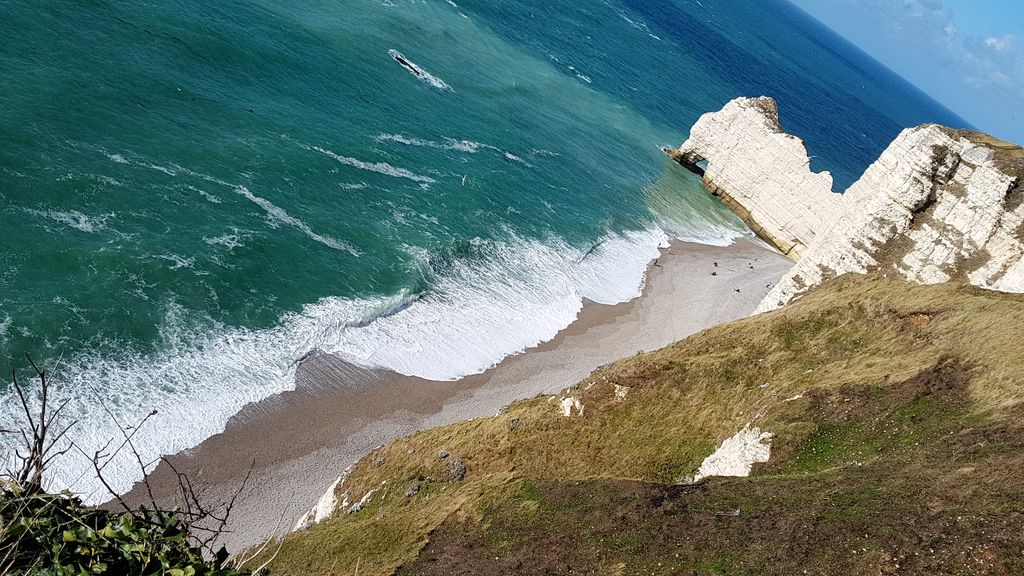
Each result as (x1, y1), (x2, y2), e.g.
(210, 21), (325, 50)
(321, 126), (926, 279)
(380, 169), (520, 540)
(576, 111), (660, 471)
(667, 97), (841, 259)
(667, 97), (1024, 311)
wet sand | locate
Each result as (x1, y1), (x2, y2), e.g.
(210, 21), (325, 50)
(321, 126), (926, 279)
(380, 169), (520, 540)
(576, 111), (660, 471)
(132, 238), (792, 552)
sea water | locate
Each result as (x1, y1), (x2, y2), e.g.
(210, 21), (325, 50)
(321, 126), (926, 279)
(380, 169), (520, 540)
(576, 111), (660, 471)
(0, 0), (969, 497)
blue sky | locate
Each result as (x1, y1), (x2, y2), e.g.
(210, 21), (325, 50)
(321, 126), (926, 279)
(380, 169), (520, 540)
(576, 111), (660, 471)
(789, 0), (1024, 144)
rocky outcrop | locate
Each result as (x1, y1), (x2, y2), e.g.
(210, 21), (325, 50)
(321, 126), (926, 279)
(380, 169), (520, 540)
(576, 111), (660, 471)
(691, 426), (773, 483)
(666, 97), (841, 259)
(667, 97), (1024, 311)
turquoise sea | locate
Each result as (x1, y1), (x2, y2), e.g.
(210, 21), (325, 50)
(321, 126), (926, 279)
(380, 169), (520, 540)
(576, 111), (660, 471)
(0, 0), (969, 496)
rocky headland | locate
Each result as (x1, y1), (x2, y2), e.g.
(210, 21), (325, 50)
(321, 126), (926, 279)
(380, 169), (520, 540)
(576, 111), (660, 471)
(262, 276), (1024, 575)
(666, 96), (1024, 312)
(249, 100), (1024, 575)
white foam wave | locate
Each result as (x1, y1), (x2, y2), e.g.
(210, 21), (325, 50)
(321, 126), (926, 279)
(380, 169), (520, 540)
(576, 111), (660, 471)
(25, 208), (113, 233)
(156, 254), (196, 270)
(147, 163), (178, 176)
(617, 10), (662, 41)
(325, 229), (667, 377)
(0, 316), (11, 339)
(375, 133), (484, 154)
(234, 186), (360, 256)
(672, 225), (747, 247)
(95, 175), (123, 187)
(445, 139), (482, 153)
(204, 231), (246, 250)
(375, 133), (532, 164)
(188, 185), (223, 204)
(0, 228), (674, 500)
(567, 65), (592, 84)
(98, 148), (235, 191)
(312, 146), (435, 186)
(375, 133), (435, 147)
(502, 152), (530, 166)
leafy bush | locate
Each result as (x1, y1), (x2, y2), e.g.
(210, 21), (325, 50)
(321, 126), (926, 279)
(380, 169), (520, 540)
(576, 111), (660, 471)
(1, 356), (257, 575)
(1, 484), (252, 576)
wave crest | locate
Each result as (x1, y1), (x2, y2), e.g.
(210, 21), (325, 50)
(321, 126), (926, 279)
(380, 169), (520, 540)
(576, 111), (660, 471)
(0, 228), (676, 500)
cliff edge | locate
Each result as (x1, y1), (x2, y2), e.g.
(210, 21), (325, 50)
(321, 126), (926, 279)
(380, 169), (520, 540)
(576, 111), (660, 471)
(260, 277), (1024, 575)
(667, 97), (1024, 311)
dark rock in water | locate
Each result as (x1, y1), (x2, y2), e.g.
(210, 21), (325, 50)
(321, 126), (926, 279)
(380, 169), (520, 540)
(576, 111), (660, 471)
(438, 449), (449, 460)
(448, 458), (466, 481)
(508, 417), (520, 431)
(404, 482), (420, 498)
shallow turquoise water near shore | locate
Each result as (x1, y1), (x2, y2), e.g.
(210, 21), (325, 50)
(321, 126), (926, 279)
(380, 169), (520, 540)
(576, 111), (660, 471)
(0, 0), (969, 494)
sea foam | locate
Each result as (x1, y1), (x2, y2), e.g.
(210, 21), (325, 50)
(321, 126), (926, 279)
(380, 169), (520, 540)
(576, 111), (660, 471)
(0, 227), (675, 501)
(24, 208), (113, 234)
(234, 185), (360, 256)
(312, 145), (436, 185)
(374, 132), (529, 164)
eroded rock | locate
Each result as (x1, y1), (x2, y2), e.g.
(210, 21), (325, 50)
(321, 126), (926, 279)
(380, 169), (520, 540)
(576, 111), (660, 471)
(668, 97), (1024, 309)
(448, 458), (466, 481)
(667, 97), (841, 259)
(692, 426), (773, 482)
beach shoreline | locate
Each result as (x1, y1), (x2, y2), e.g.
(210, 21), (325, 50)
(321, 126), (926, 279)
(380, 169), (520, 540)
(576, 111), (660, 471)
(130, 238), (792, 552)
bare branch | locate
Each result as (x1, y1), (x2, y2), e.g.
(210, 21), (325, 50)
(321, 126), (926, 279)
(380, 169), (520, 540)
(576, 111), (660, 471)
(67, 440), (133, 515)
(6, 356), (73, 490)
(4, 352), (254, 562)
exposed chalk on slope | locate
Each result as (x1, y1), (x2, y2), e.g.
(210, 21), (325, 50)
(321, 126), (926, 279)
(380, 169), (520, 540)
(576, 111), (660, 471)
(293, 473), (346, 530)
(693, 426), (773, 482)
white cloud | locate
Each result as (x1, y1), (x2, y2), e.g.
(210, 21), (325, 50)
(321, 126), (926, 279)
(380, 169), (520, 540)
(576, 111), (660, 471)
(984, 35), (1014, 51)
(850, 1), (1024, 100)
(795, 0), (1023, 141)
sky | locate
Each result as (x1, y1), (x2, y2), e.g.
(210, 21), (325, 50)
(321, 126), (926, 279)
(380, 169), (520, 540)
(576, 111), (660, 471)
(788, 0), (1024, 145)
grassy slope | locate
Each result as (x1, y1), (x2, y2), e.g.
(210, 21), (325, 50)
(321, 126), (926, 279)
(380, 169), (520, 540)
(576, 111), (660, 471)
(264, 276), (1024, 575)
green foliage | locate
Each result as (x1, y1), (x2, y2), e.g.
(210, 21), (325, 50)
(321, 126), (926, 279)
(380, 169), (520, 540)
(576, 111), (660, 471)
(0, 485), (251, 576)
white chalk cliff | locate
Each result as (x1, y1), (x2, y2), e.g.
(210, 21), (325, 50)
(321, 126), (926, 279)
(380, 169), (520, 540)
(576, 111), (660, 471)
(667, 97), (1024, 311)
(665, 98), (841, 259)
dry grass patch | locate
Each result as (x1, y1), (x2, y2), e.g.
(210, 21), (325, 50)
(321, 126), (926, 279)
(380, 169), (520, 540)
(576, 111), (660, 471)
(263, 275), (1024, 575)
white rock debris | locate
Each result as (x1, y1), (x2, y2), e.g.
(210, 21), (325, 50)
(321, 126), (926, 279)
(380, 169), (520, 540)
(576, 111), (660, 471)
(560, 396), (583, 417)
(693, 426), (774, 482)
(293, 470), (349, 530)
(348, 481), (386, 515)
(667, 96), (1024, 310)
(614, 384), (631, 399)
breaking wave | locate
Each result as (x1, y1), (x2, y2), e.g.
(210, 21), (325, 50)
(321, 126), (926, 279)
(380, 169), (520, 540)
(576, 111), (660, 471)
(0, 225), (744, 501)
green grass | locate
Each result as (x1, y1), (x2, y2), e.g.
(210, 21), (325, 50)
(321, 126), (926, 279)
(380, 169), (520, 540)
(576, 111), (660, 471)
(262, 276), (1024, 575)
